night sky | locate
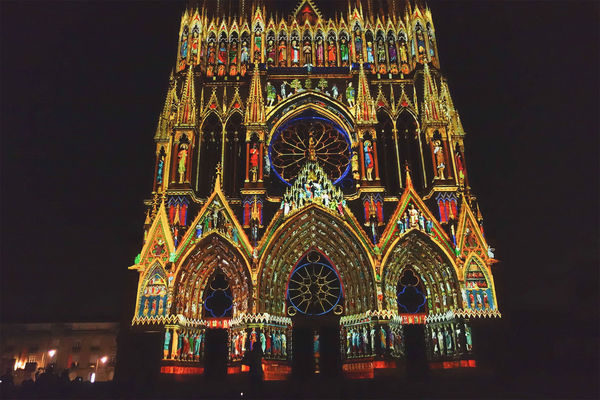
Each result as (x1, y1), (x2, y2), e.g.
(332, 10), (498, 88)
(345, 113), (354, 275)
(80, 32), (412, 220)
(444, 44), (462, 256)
(1, 0), (598, 382)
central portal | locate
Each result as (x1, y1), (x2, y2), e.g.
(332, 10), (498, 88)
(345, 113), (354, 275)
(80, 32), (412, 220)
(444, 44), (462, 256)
(286, 250), (344, 377)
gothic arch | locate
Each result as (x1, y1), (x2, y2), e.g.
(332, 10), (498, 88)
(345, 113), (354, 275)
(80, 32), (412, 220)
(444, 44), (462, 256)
(266, 91), (356, 144)
(172, 233), (252, 319)
(376, 110), (400, 194)
(257, 205), (376, 316)
(198, 113), (223, 195)
(381, 230), (460, 314)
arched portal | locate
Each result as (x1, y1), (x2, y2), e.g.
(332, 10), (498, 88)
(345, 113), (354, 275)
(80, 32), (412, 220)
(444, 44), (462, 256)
(257, 205), (376, 316)
(382, 230), (462, 367)
(382, 230), (460, 313)
(172, 234), (252, 319)
(285, 248), (345, 377)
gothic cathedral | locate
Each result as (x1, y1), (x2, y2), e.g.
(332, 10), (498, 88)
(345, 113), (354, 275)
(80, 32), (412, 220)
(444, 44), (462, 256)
(130, 0), (500, 380)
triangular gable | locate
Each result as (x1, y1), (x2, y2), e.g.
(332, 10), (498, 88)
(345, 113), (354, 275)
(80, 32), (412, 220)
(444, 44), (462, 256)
(379, 169), (453, 256)
(462, 253), (498, 312)
(240, 21), (250, 33)
(292, 0), (323, 21)
(176, 172), (253, 260)
(228, 87), (244, 113)
(456, 197), (489, 260)
(205, 87), (221, 114)
(136, 201), (176, 269)
(375, 84), (390, 110)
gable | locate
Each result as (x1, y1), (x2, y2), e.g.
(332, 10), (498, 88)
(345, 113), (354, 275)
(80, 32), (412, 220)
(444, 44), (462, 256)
(456, 199), (488, 260)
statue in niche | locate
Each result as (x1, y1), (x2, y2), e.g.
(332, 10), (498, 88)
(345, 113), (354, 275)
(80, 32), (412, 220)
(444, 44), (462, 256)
(433, 140), (445, 179)
(291, 39), (300, 65)
(354, 32), (363, 59)
(327, 39), (337, 66)
(377, 38), (386, 63)
(156, 152), (165, 185)
(363, 139), (374, 180)
(241, 40), (249, 64)
(366, 40), (374, 63)
(340, 36), (349, 65)
(253, 31), (262, 60)
(218, 40), (227, 64)
(278, 40), (287, 66)
(177, 143), (188, 183)
(249, 142), (259, 182)
(388, 39), (397, 63)
(303, 39), (312, 65)
(266, 38), (275, 66)
(207, 42), (216, 64)
(315, 37), (324, 66)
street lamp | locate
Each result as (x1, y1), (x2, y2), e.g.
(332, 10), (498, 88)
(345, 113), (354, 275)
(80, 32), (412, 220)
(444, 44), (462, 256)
(94, 355), (108, 382)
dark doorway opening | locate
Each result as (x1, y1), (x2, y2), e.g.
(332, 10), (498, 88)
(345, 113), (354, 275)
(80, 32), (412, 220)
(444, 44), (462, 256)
(403, 324), (428, 379)
(204, 328), (228, 378)
(291, 315), (341, 378)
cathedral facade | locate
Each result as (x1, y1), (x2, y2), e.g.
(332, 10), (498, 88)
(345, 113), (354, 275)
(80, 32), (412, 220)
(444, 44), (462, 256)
(130, 0), (500, 380)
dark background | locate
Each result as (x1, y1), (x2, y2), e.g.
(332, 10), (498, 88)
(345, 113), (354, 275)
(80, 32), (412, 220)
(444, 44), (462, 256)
(1, 0), (598, 396)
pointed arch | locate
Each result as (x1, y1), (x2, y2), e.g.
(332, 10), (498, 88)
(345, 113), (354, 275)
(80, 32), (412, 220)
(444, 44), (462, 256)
(257, 205), (377, 316)
(198, 113), (223, 196)
(381, 230), (460, 315)
(173, 233), (252, 319)
(376, 110), (400, 194)
(224, 113), (245, 195)
(266, 91), (356, 145)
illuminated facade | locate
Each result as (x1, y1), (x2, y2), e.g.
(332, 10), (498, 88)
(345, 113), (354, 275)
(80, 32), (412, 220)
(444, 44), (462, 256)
(130, 0), (500, 379)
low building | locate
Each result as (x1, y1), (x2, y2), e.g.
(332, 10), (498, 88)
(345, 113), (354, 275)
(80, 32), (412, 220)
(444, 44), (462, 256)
(0, 322), (119, 384)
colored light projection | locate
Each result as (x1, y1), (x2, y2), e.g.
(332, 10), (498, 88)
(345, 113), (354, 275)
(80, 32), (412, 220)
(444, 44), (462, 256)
(138, 266), (168, 317)
(287, 251), (342, 316)
(463, 258), (494, 311)
(396, 269), (427, 314)
(269, 116), (351, 186)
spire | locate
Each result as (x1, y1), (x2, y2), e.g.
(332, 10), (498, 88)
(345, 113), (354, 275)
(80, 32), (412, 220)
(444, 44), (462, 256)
(356, 62), (376, 124)
(422, 62), (442, 123)
(176, 65), (197, 125)
(154, 72), (178, 140)
(244, 62), (265, 125)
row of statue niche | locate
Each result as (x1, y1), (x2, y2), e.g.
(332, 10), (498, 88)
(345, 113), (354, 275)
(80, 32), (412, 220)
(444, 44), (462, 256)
(163, 329), (204, 361)
(194, 205), (239, 244)
(429, 322), (472, 357)
(180, 27), (426, 75)
(231, 328), (288, 358)
(344, 325), (401, 357)
(141, 295), (166, 317)
(462, 288), (492, 310)
(265, 79), (355, 107)
(205, 38), (251, 77)
(281, 163), (346, 216)
(396, 203), (435, 235)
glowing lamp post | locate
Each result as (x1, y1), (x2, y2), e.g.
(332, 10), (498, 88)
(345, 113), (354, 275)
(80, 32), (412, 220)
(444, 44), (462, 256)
(94, 356), (108, 382)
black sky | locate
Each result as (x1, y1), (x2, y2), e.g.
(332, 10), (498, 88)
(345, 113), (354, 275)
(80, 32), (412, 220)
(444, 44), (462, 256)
(1, 1), (598, 329)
